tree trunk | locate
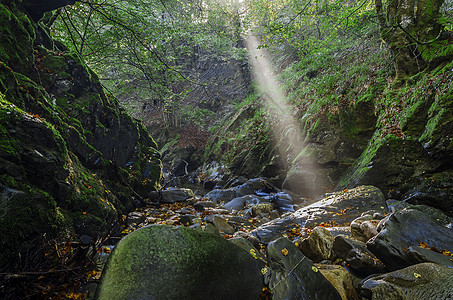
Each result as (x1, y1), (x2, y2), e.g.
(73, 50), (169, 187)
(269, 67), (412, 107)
(375, 0), (445, 87)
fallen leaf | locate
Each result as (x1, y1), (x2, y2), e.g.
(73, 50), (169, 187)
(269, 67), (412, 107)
(281, 248), (289, 256)
(312, 266), (319, 272)
(414, 272), (422, 278)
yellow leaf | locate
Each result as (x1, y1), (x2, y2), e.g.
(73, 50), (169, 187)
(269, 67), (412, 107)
(312, 266), (319, 272)
(281, 248), (289, 256)
(250, 249), (258, 259)
(414, 273), (422, 278)
(261, 267), (268, 275)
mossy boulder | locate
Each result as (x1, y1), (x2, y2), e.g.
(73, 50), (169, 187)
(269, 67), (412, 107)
(0, 2), (162, 271)
(97, 225), (264, 300)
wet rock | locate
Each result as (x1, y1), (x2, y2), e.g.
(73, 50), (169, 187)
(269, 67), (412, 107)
(252, 186), (387, 243)
(317, 264), (359, 300)
(204, 189), (237, 203)
(233, 178), (277, 196)
(367, 205), (453, 270)
(222, 194), (265, 212)
(266, 237), (341, 300)
(299, 226), (335, 262)
(332, 235), (387, 275)
(97, 225), (263, 299)
(359, 263), (453, 299)
(149, 188), (195, 203)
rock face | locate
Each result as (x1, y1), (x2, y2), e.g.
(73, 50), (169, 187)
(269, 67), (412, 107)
(266, 237), (342, 300)
(299, 226), (335, 262)
(367, 205), (453, 270)
(360, 263), (453, 300)
(0, 2), (161, 269)
(252, 186), (387, 243)
(97, 225), (263, 300)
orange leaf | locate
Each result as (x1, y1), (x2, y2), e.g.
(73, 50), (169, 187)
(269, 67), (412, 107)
(281, 248), (289, 256)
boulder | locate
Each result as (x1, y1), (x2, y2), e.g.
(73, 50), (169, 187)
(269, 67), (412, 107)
(299, 226), (335, 262)
(97, 225), (264, 299)
(332, 235), (387, 275)
(149, 188), (194, 203)
(399, 170), (453, 216)
(317, 264), (359, 300)
(252, 186), (387, 243)
(204, 189), (237, 203)
(367, 205), (453, 269)
(359, 263), (453, 299)
(233, 178), (277, 196)
(266, 237), (342, 300)
(222, 194), (265, 212)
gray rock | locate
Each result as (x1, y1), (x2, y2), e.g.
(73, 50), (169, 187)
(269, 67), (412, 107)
(367, 205), (453, 270)
(229, 237), (266, 263)
(317, 264), (359, 300)
(205, 215), (235, 235)
(222, 194), (265, 212)
(359, 263), (453, 299)
(332, 235), (387, 275)
(149, 188), (195, 203)
(266, 237), (342, 300)
(126, 211), (145, 227)
(193, 200), (216, 211)
(233, 178), (277, 196)
(299, 226), (335, 262)
(351, 215), (379, 243)
(252, 186), (387, 243)
(232, 231), (261, 249)
(204, 189), (237, 203)
(97, 225), (263, 299)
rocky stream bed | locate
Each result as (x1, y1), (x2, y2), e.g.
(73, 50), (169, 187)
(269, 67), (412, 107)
(88, 164), (453, 300)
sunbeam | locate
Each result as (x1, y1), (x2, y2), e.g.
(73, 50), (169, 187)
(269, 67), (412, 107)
(246, 34), (325, 198)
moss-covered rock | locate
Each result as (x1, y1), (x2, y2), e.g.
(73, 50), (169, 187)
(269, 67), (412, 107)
(97, 225), (264, 300)
(0, 2), (162, 271)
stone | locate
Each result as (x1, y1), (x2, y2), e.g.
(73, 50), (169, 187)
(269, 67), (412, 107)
(97, 225), (264, 299)
(204, 189), (237, 203)
(317, 264), (359, 300)
(359, 263), (453, 299)
(205, 215), (235, 235)
(149, 188), (195, 203)
(179, 215), (194, 226)
(266, 237), (342, 300)
(252, 203), (274, 217)
(193, 200), (216, 211)
(351, 215), (379, 243)
(332, 235), (387, 275)
(233, 178), (278, 196)
(299, 226), (335, 262)
(232, 231), (261, 249)
(252, 186), (387, 243)
(126, 211), (146, 227)
(229, 237), (266, 263)
(399, 170), (453, 216)
(222, 194), (266, 212)
(367, 205), (453, 270)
